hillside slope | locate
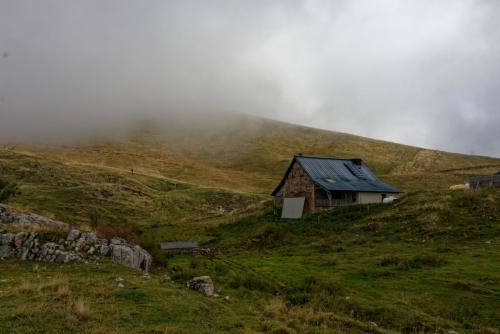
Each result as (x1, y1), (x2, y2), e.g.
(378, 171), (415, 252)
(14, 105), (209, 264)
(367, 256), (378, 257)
(0, 148), (264, 243)
(11, 113), (499, 193)
(1, 114), (499, 333)
(1, 189), (498, 333)
(1, 113), (498, 251)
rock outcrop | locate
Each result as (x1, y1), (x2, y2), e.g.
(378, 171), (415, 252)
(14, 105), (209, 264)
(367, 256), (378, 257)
(0, 228), (152, 271)
(0, 203), (67, 230)
(0, 204), (152, 272)
(187, 276), (215, 296)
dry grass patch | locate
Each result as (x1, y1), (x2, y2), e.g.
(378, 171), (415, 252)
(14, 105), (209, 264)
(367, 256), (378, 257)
(17, 281), (36, 294)
(56, 283), (71, 299)
(17, 275), (70, 297)
(264, 297), (288, 318)
(71, 297), (91, 321)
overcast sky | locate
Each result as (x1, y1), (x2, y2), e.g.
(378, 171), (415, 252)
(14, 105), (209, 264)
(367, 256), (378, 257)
(1, 0), (499, 156)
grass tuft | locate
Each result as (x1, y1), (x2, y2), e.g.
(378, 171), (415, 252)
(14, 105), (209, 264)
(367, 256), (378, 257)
(71, 298), (91, 321)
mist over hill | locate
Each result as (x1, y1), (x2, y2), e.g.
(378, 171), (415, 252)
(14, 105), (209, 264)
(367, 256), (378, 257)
(1, 1), (500, 156)
(5, 113), (499, 194)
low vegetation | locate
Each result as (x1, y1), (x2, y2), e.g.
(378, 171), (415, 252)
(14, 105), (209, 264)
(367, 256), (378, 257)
(1, 116), (499, 332)
(1, 189), (498, 333)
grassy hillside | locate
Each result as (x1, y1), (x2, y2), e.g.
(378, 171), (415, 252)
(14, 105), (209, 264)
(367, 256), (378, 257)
(1, 189), (498, 333)
(2, 113), (497, 246)
(1, 114), (499, 333)
(0, 148), (264, 243)
(8, 113), (500, 194)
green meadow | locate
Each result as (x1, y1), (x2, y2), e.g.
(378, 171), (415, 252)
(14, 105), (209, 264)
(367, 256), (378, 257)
(1, 117), (499, 333)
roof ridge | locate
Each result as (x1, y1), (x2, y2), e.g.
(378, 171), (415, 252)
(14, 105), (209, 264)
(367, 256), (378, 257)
(294, 155), (359, 161)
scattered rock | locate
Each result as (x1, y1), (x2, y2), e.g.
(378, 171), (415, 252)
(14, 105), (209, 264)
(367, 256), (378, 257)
(187, 276), (214, 296)
(223, 296), (230, 302)
(115, 277), (124, 283)
(160, 274), (171, 283)
(117, 283), (125, 288)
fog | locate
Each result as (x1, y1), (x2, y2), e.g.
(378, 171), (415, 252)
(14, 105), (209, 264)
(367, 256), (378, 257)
(1, 1), (499, 156)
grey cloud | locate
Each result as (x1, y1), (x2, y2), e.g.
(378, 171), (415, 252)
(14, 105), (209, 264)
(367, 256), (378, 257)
(0, 0), (499, 156)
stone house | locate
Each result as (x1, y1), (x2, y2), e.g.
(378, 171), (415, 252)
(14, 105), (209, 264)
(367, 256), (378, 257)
(272, 155), (402, 217)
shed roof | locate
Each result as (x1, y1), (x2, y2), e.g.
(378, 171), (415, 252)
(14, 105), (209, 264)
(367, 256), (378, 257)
(160, 241), (198, 250)
(271, 155), (402, 195)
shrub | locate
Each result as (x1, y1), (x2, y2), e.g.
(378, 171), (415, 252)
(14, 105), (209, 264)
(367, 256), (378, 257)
(253, 225), (289, 248)
(286, 276), (344, 306)
(89, 208), (100, 229)
(95, 222), (139, 243)
(140, 238), (168, 268)
(0, 179), (19, 202)
(229, 273), (275, 292)
(169, 265), (196, 282)
(378, 256), (402, 267)
(378, 254), (447, 270)
(406, 254), (447, 269)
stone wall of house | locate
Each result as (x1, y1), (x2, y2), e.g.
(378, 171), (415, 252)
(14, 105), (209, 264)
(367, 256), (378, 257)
(282, 162), (316, 213)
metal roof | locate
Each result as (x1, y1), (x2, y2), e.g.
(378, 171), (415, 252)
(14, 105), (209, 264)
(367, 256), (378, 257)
(160, 241), (198, 250)
(272, 155), (402, 195)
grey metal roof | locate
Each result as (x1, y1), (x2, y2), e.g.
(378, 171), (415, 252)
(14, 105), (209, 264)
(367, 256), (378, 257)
(160, 241), (198, 250)
(272, 155), (402, 195)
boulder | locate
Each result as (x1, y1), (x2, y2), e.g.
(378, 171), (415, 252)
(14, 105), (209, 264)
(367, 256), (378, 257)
(109, 243), (152, 272)
(16, 213), (68, 230)
(66, 229), (81, 242)
(0, 232), (14, 245)
(111, 237), (126, 245)
(95, 239), (110, 256)
(0, 204), (67, 230)
(187, 276), (215, 296)
(53, 250), (80, 264)
(0, 232), (15, 259)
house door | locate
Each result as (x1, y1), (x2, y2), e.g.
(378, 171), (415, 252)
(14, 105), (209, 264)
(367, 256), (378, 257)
(281, 197), (305, 219)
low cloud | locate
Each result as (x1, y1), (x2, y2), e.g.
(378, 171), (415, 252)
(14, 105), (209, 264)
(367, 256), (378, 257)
(0, 1), (499, 156)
